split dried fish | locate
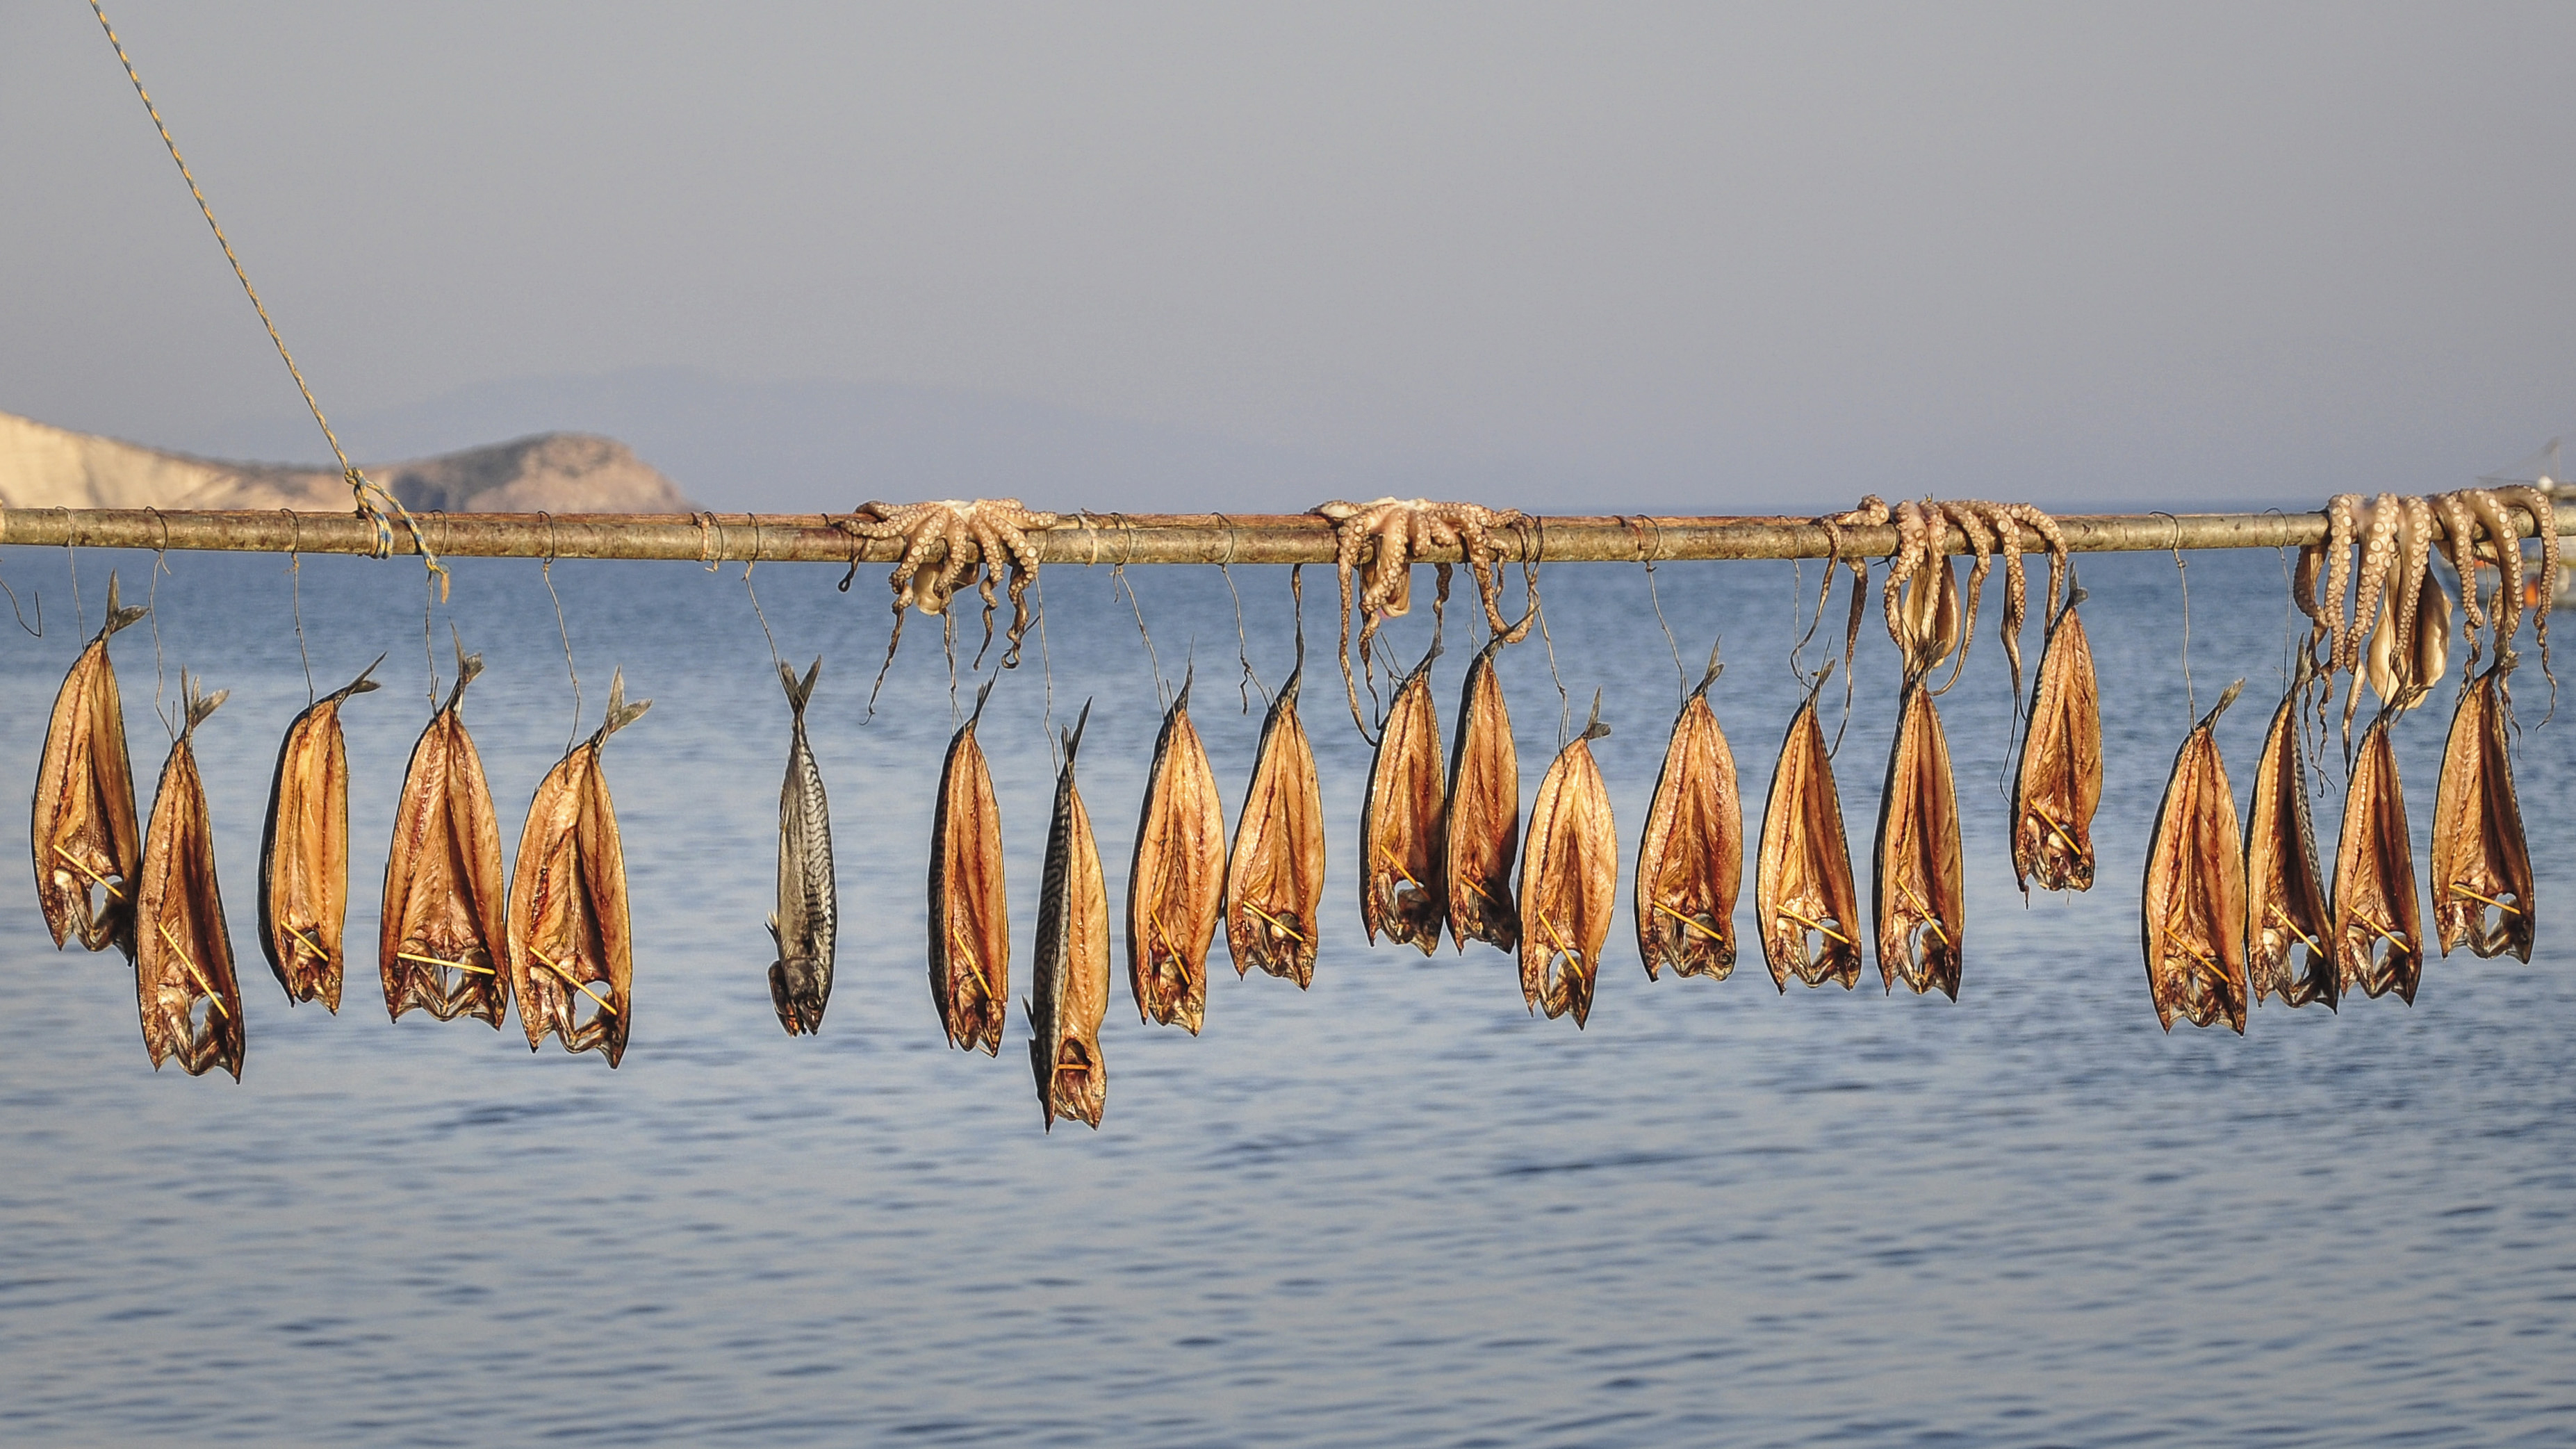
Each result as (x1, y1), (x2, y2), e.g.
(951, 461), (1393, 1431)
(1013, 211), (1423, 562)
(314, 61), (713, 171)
(1873, 681), (1966, 998)
(2333, 710), (2424, 1003)
(1443, 637), (1520, 954)
(1518, 696), (1615, 1025)
(769, 658), (837, 1035)
(2010, 579), (2100, 894)
(31, 574), (148, 958)
(2431, 655), (2533, 962)
(2140, 680), (2249, 1033)
(2245, 675), (2335, 1008)
(256, 657), (382, 1011)
(1360, 641), (1446, 953)
(1224, 639), (1324, 988)
(1129, 674), (1224, 1033)
(507, 671), (650, 1066)
(1634, 642), (1740, 980)
(930, 676), (1008, 1051)
(379, 642), (511, 1026)
(1755, 669), (1863, 990)
(133, 676), (243, 1079)
(1031, 703), (1110, 1129)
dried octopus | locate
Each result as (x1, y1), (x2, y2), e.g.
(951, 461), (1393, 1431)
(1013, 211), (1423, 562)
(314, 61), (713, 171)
(838, 499), (1060, 702)
(1311, 498), (1527, 737)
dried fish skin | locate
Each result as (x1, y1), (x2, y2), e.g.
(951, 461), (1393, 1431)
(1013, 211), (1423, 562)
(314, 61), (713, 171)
(1635, 648), (1740, 980)
(1031, 703), (1110, 1129)
(1225, 662), (1325, 987)
(1871, 682), (1966, 998)
(2140, 682), (2249, 1033)
(1518, 705), (1615, 1025)
(506, 672), (650, 1066)
(1443, 638), (1521, 955)
(771, 659), (838, 1036)
(1128, 677), (1224, 1033)
(1755, 678), (1863, 990)
(930, 679), (1008, 1051)
(379, 648), (511, 1026)
(2333, 711), (2425, 1003)
(2245, 680), (2335, 1008)
(1360, 644), (1446, 954)
(257, 657), (381, 1012)
(2010, 587), (2101, 894)
(133, 678), (243, 1079)
(31, 576), (148, 958)
(2431, 659), (2533, 962)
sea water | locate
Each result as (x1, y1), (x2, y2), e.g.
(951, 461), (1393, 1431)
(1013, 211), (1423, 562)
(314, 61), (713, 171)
(0, 544), (2568, 1446)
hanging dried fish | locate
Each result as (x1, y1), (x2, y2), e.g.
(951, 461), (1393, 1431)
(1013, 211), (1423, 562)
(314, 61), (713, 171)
(379, 641), (511, 1026)
(1755, 668), (1862, 990)
(31, 574), (148, 958)
(133, 676), (243, 1079)
(1443, 637), (1520, 954)
(2010, 577), (2100, 894)
(2140, 681), (2249, 1032)
(1518, 695), (1615, 1025)
(1031, 703), (1110, 1130)
(1635, 641), (1739, 980)
(507, 671), (650, 1066)
(1129, 673), (1224, 1033)
(930, 676), (1008, 1051)
(2245, 673), (2335, 1008)
(1225, 630), (1325, 988)
(2431, 655), (2533, 962)
(1360, 639), (1447, 953)
(2333, 710), (2424, 1003)
(769, 657), (837, 1035)
(1873, 680), (1967, 998)
(256, 656), (382, 1011)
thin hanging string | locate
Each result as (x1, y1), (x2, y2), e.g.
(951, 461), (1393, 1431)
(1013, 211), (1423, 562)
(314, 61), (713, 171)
(1529, 557), (1570, 744)
(2157, 511), (2194, 719)
(147, 517), (172, 739)
(2270, 510), (2297, 690)
(743, 561), (785, 678)
(285, 511), (313, 705)
(1114, 563), (1168, 711)
(421, 569), (439, 708)
(541, 518), (581, 754)
(85, 1), (447, 587)
(66, 540), (83, 637)
(1632, 517), (1686, 706)
(1217, 515), (1262, 712)
(1035, 572), (1057, 754)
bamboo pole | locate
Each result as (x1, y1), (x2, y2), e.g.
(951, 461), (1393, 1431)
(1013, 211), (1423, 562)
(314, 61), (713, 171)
(2, 502), (2568, 565)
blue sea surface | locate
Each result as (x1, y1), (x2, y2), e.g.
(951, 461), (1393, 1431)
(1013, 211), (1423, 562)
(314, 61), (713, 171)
(0, 543), (2569, 1446)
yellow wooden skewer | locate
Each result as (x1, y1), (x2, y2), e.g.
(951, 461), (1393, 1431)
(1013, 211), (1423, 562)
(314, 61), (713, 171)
(2263, 902), (2328, 957)
(1775, 903), (1853, 947)
(1377, 842), (1427, 892)
(2350, 911), (2411, 952)
(1536, 911), (1577, 963)
(1897, 881), (1953, 947)
(527, 944), (617, 1015)
(2448, 883), (2522, 916)
(155, 919), (229, 1017)
(950, 919), (999, 1004)
(54, 844), (125, 901)
(397, 949), (495, 976)
(1652, 899), (1730, 944)
(286, 924), (330, 960)
(1239, 899), (1306, 944)
(2029, 807), (2083, 855)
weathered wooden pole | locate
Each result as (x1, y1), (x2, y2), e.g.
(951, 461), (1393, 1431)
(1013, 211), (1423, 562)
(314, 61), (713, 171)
(1, 502), (2567, 565)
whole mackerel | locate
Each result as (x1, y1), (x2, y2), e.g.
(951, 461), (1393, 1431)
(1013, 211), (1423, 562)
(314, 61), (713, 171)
(769, 657), (838, 1035)
(1030, 701), (1109, 1130)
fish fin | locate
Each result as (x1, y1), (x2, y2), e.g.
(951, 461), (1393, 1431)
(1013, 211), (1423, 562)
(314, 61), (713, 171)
(969, 671), (997, 726)
(596, 668), (653, 741)
(1063, 698), (1092, 763)
(102, 573), (150, 638)
(327, 653), (388, 704)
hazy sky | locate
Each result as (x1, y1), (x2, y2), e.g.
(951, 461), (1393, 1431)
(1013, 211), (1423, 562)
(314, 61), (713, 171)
(4, 1), (2572, 511)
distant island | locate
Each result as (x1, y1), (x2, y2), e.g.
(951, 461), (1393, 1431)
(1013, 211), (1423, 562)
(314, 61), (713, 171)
(0, 409), (695, 514)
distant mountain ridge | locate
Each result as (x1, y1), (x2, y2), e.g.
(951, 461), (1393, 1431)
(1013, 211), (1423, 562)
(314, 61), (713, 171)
(0, 409), (694, 513)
